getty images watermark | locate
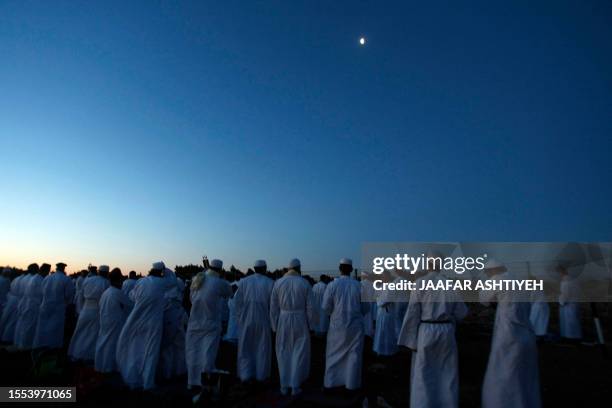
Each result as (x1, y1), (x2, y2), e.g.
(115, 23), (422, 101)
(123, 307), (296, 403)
(361, 242), (612, 302)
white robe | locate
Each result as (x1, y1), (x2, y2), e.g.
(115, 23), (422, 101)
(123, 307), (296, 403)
(74, 275), (84, 314)
(360, 280), (376, 338)
(398, 272), (468, 408)
(559, 277), (582, 339)
(14, 274), (43, 349)
(121, 278), (137, 298)
(33, 271), (75, 349)
(68, 275), (109, 360)
(223, 297), (239, 342)
(185, 271), (231, 387)
(0, 275), (9, 316)
(321, 275), (366, 390)
(234, 273), (274, 382)
(0, 274), (26, 342)
(116, 276), (165, 389)
(373, 289), (398, 356)
(269, 273), (315, 389)
(159, 269), (187, 379)
(95, 286), (133, 373)
(481, 273), (541, 408)
(312, 281), (329, 335)
(529, 290), (549, 337)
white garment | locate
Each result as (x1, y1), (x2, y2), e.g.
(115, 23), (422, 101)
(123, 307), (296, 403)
(33, 271), (75, 348)
(559, 276), (582, 339)
(116, 275), (165, 389)
(223, 297), (239, 342)
(312, 281), (329, 335)
(68, 275), (109, 360)
(373, 289), (398, 356)
(269, 273), (315, 389)
(360, 280), (376, 338)
(159, 269), (187, 379)
(185, 271), (231, 387)
(481, 272), (541, 408)
(398, 272), (468, 408)
(0, 274), (25, 342)
(95, 286), (133, 373)
(322, 275), (366, 390)
(121, 278), (138, 298)
(14, 274), (43, 349)
(74, 275), (84, 314)
(529, 290), (549, 337)
(0, 275), (9, 315)
(234, 273), (274, 382)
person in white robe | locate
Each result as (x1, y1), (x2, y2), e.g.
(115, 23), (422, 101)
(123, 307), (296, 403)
(33, 262), (75, 349)
(529, 288), (549, 338)
(185, 259), (232, 388)
(269, 258), (315, 396)
(234, 260), (274, 383)
(558, 265), (582, 341)
(121, 271), (138, 298)
(360, 272), (376, 338)
(14, 263), (48, 349)
(480, 259), (541, 408)
(159, 267), (187, 380)
(322, 258), (368, 390)
(1, 270), (26, 343)
(116, 262), (166, 389)
(0, 268), (10, 317)
(373, 270), (398, 356)
(397, 257), (468, 408)
(312, 275), (329, 336)
(95, 268), (133, 373)
(68, 265), (110, 361)
(223, 284), (239, 343)
(74, 269), (88, 315)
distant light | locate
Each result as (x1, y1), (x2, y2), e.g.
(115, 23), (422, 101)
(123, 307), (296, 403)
(359, 37), (366, 46)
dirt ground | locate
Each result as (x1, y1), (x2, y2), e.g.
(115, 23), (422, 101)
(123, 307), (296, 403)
(0, 303), (610, 407)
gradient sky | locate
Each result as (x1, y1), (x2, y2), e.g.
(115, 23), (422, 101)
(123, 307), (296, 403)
(1, 0), (611, 273)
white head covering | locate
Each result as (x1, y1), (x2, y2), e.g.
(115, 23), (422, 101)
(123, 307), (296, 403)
(210, 259), (223, 269)
(254, 260), (267, 268)
(99, 265), (110, 273)
(288, 258), (301, 269)
(152, 261), (165, 270)
(339, 258), (353, 266)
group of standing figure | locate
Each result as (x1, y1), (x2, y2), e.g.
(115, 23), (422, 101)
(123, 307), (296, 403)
(0, 256), (584, 407)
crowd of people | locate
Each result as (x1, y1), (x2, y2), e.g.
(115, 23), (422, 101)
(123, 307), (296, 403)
(0, 256), (588, 407)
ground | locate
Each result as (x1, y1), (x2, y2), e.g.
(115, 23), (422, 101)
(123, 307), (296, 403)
(0, 303), (610, 407)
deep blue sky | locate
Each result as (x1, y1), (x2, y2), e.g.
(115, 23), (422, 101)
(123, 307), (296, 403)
(1, 0), (611, 273)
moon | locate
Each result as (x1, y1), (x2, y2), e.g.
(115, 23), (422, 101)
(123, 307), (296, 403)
(359, 37), (366, 46)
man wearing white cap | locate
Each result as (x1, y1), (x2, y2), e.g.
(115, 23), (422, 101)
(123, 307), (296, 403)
(269, 258), (315, 396)
(33, 262), (75, 349)
(321, 258), (368, 391)
(68, 265), (110, 360)
(312, 275), (330, 337)
(1, 268), (26, 343)
(116, 261), (166, 389)
(14, 263), (45, 349)
(397, 253), (468, 408)
(234, 259), (274, 383)
(185, 258), (232, 388)
(480, 259), (541, 408)
(360, 271), (376, 339)
(159, 267), (188, 380)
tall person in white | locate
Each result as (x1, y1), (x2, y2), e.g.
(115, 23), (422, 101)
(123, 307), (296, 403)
(234, 260), (274, 383)
(14, 263), (48, 350)
(33, 262), (75, 349)
(321, 258), (367, 391)
(397, 253), (468, 408)
(270, 258), (315, 396)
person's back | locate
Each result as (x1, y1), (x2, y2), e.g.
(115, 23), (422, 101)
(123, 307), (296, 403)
(116, 273), (165, 389)
(270, 264), (314, 396)
(1, 274), (24, 342)
(14, 273), (43, 349)
(235, 270), (274, 382)
(312, 280), (329, 335)
(322, 268), (365, 391)
(34, 269), (75, 348)
(95, 285), (132, 373)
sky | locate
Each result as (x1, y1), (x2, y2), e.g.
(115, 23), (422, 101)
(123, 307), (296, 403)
(1, 0), (611, 273)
